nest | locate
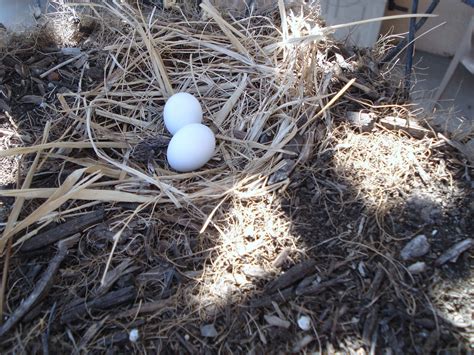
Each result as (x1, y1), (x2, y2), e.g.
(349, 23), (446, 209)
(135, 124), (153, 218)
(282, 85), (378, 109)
(0, 1), (362, 249)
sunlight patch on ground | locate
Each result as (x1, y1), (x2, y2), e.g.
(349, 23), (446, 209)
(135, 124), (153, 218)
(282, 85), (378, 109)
(331, 126), (461, 216)
(191, 197), (298, 320)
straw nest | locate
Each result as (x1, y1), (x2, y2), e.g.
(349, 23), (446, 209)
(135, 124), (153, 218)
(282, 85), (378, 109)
(0, 0), (361, 250)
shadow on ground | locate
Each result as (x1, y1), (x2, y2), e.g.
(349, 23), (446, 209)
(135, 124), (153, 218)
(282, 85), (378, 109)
(273, 124), (473, 353)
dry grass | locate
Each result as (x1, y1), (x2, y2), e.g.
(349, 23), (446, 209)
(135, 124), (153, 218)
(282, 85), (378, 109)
(332, 126), (434, 211)
(330, 124), (466, 236)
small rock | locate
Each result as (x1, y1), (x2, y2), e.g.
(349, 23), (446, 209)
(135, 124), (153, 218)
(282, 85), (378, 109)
(264, 315), (291, 329)
(297, 315), (312, 331)
(407, 261), (426, 275)
(200, 324), (218, 338)
(400, 235), (430, 261)
(129, 329), (139, 342)
(292, 335), (314, 352)
(47, 72), (60, 81)
(242, 265), (267, 278)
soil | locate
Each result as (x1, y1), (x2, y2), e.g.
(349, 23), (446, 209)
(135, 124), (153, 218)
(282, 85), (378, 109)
(280, 144), (473, 353)
(0, 7), (473, 355)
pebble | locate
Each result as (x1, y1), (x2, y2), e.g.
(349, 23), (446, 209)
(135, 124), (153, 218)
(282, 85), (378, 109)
(407, 261), (427, 274)
(400, 235), (430, 261)
(47, 71), (60, 81)
(129, 329), (139, 342)
(297, 315), (312, 331)
(200, 324), (218, 338)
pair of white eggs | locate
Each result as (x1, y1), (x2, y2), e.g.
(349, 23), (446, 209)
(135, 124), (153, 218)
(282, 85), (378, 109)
(163, 93), (216, 172)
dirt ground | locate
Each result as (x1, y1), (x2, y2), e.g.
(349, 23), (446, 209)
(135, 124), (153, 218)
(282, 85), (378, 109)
(0, 3), (473, 354)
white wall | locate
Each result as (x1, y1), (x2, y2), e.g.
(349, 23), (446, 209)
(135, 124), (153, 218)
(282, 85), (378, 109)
(0, 0), (40, 31)
(381, 0), (474, 57)
(319, 0), (388, 47)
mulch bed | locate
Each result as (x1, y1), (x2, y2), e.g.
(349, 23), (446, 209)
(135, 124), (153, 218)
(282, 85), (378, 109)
(0, 1), (472, 353)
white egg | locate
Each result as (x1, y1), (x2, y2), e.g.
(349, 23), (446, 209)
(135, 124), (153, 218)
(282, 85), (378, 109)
(163, 92), (203, 135)
(167, 123), (215, 172)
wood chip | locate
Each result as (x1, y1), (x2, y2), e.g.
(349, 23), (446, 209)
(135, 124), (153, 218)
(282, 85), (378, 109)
(435, 238), (473, 266)
(264, 259), (316, 294)
(250, 287), (294, 308)
(264, 314), (291, 329)
(0, 98), (11, 112)
(378, 116), (431, 139)
(272, 247), (291, 268)
(292, 335), (314, 352)
(295, 275), (348, 296)
(61, 286), (137, 324)
(346, 111), (375, 131)
(114, 299), (175, 319)
(18, 95), (45, 105)
(345, 111), (432, 138)
(95, 259), (139, 296)
(20, 209), (105, 252)
(242, 265), (267, 278)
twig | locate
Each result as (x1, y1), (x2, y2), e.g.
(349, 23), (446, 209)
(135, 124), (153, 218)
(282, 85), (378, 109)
(40, 53), (85, 78)
(0, 239), (12, 324)
(0, 235), (78, 337)
(41, 303), (57, 355)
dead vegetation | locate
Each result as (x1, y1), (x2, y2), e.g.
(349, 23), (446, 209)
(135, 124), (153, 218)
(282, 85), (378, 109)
(0, 1), (472, 353)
